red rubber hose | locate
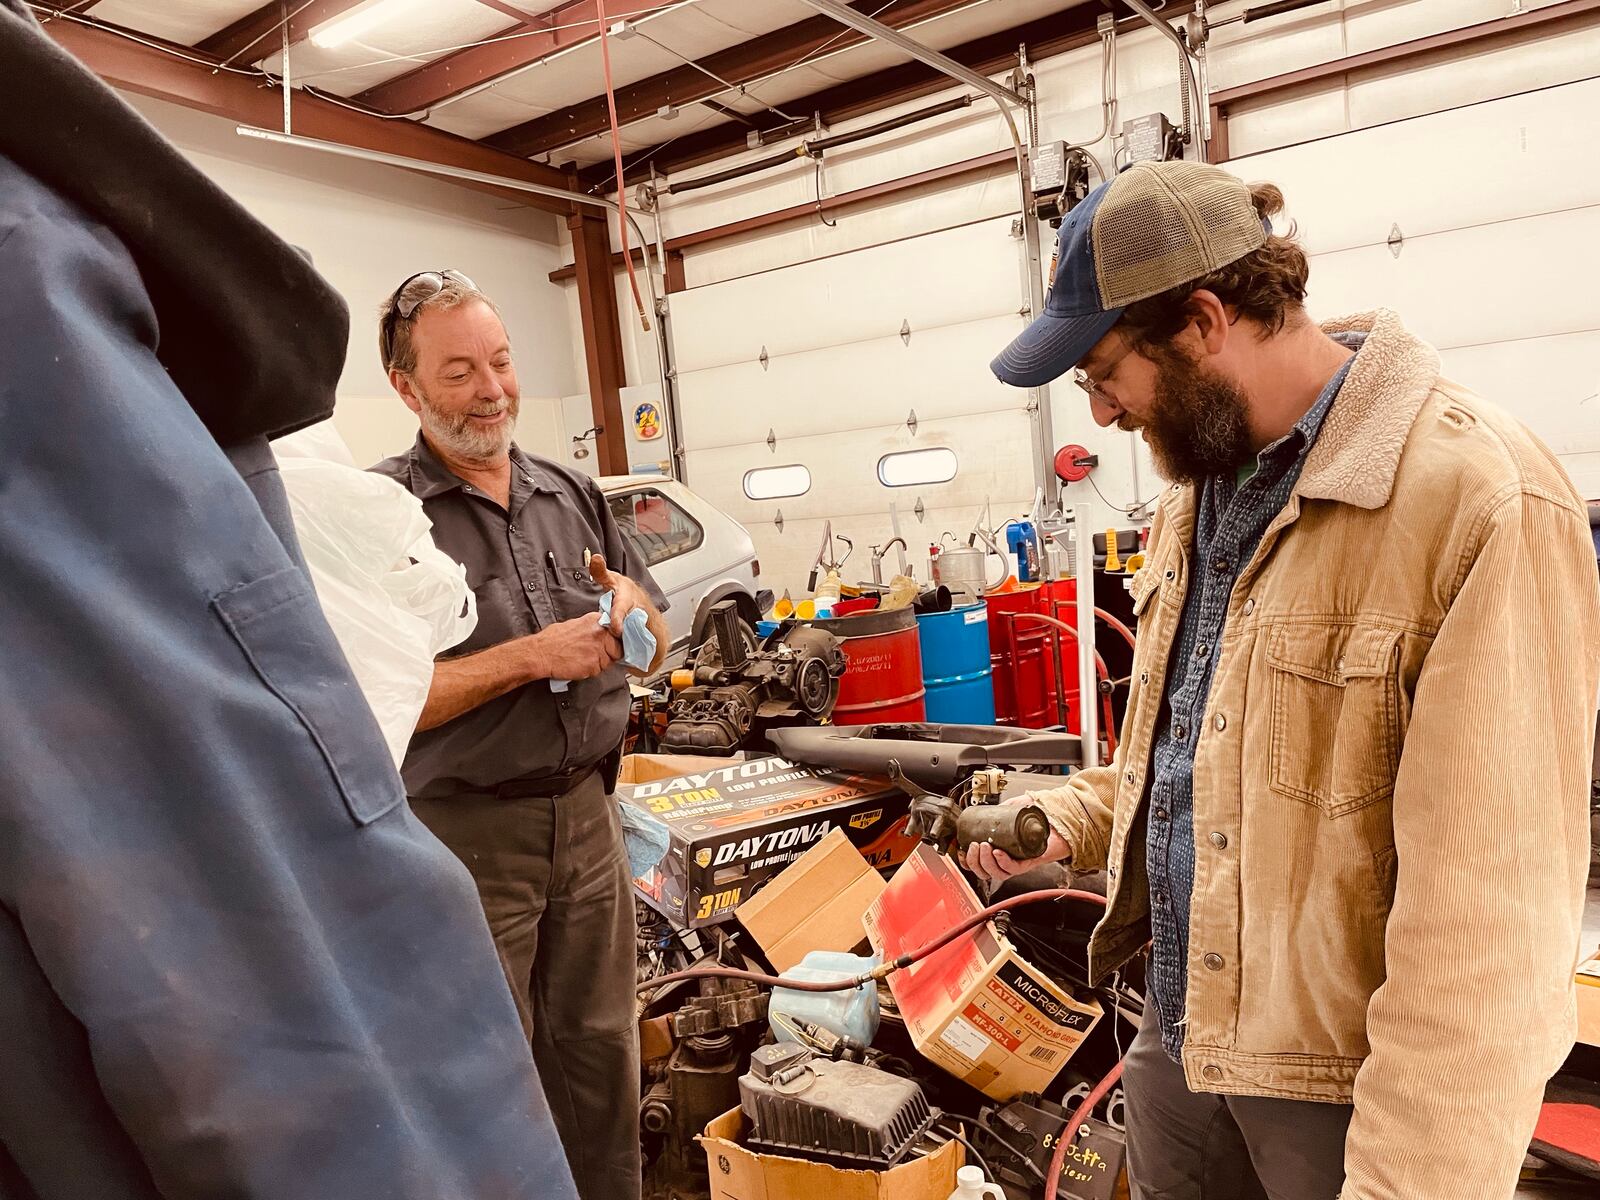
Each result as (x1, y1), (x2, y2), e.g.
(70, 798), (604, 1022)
(1045, 1057), (1125, 1200)
(1011, 612), (1119, 757)
(1094, 607), (1139, 655)
(638, 886), (1108, 995)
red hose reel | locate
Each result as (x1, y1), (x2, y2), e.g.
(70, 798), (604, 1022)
(1054, 444), (1095, 484)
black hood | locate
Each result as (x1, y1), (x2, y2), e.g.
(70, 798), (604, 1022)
(0, 2), (348, 445)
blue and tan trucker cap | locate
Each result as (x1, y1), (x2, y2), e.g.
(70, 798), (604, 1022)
(992, 160), (1270, 388)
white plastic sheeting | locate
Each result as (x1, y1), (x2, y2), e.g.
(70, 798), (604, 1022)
(273, 423), (477, 768)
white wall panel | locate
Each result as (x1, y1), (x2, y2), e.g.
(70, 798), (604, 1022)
(1344, 25), (1600, 133)
(1205, 2), (1350, 93)
(1303, 205), (1600, 352)
(682, 178), (1021, 290)
(676, 315), (1025, 451)
(670, 217), (1022, 372)
(1554, 452), (1600, 501)
(1228, 79), (1600, 255)
(689, 408), (1035, 596)
(125, 94), (575, 467)
(1342, 0), (1571, 55)
(1438, 332), (1600, 458)
(689, 408), (1034, 523)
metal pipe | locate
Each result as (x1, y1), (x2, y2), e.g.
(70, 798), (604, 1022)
(233, 125), (688, 481)
(1072, 506), (1099, 768)
(661, 95), (975, 196)
(1122, 0), (1202, 146)
(644, 199), (687, 482)
(805, 94), (974, 152)
(662, 147), (806, 195)
(798, 0), (1028, 106)
(797, 0), (1057, 510)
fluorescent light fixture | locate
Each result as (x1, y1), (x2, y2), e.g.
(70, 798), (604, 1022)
(309, 0), (432, 50)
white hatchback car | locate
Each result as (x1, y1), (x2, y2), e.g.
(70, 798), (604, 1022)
(599, 476), (770, 670)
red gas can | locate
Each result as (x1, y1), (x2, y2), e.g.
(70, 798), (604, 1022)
(812, 607), (926, 725)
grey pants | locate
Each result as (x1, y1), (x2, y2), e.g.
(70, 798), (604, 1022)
(1124, 1002), (1351, 1200)
(411, 772), (641, 1200)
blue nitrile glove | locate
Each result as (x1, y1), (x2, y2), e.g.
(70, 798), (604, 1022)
(618, 801), (672, 878)
(550, 590), (657, 693)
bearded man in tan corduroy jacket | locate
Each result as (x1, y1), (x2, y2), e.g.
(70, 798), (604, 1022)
(981, 159), (1600, 1200)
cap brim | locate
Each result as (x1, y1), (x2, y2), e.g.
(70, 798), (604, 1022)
(991, 306), (1123, 389)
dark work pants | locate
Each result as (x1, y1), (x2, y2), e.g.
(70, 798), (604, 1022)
(1124, 1003), (1352, 1200)
(411, 773), (640, 1200)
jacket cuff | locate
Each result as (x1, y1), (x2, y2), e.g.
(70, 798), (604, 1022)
(1028, 778), (1111, 873)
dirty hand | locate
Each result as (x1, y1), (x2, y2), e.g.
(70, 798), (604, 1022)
(962, 796), (1072, 881)
(588, 552), (649, 628)
(532, 613), (623, 681)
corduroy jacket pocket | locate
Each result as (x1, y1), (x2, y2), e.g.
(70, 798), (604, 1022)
(1267, 622), (1404, 818)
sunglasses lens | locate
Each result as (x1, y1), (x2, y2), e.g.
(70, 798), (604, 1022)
(396, 271), (446, 320)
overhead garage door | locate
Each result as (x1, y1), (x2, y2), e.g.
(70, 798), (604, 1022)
(669, 216), (1040, 595)
(1228, 76), (1600, 497)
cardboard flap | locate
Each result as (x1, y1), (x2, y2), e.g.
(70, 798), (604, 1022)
(737, 828), (886, 972)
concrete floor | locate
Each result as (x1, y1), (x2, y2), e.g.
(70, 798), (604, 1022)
(1515, 881), (1600, 1196)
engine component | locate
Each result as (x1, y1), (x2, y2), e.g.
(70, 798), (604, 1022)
(971, 1095), (1127, 1198)
(891, 759), (962, 854)
(769, 723), (1082, 791)
(740, 1045), (938, 1169)
(888, 759), (1051, 861)
(669, 983), (768, 1039)
(769, 950), (880, 1050)
(641, 973), (771, 1199)
(643, 1033), (744, 1198)
(957, 802), (1051, 861)
(662, 602), (845, 753)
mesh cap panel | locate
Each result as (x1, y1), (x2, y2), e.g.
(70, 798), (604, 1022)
(1092, 161), (1267, 308)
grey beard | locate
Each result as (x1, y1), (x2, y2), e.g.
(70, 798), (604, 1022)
(419, 400), (516, 463)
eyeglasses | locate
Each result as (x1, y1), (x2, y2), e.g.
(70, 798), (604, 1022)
(1072, 343), (1132, 404)
(381, 269), (477, 368)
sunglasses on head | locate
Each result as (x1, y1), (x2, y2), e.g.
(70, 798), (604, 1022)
(381, 269), (477, 368)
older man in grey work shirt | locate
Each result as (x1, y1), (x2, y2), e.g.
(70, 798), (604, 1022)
(372, 270), (668, 1200)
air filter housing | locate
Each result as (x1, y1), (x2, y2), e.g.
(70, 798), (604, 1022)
(739, 1044), (936, 1168)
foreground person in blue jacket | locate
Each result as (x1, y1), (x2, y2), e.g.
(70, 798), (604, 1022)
(0, 5), (578, 1197)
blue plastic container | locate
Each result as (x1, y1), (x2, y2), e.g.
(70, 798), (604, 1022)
(769, 950), (880, 1047)
(916, 604), (997, 725)
(755, 620), (780, 639)
(1006, 520), (1042, 583)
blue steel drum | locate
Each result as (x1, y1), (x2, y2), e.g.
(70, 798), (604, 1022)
(915, 604), (997, 725)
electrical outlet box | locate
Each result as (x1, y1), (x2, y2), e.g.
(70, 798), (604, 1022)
(1123, 112), (1178, 163)
(1031, 140), (1070, 194)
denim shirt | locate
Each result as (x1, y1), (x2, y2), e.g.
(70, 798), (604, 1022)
(1145, 334), (1363, 1060)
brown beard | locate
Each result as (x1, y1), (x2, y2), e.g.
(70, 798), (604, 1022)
(1132, 343), (1254, 485)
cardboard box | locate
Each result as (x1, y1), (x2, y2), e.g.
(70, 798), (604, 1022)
(863, 845), (1102, 1102)
(736, 828), (887, 972)
(1577, 948), (1600, 1048)
(699, 1107), (960, 1200)
(619, 753), (916, 929)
